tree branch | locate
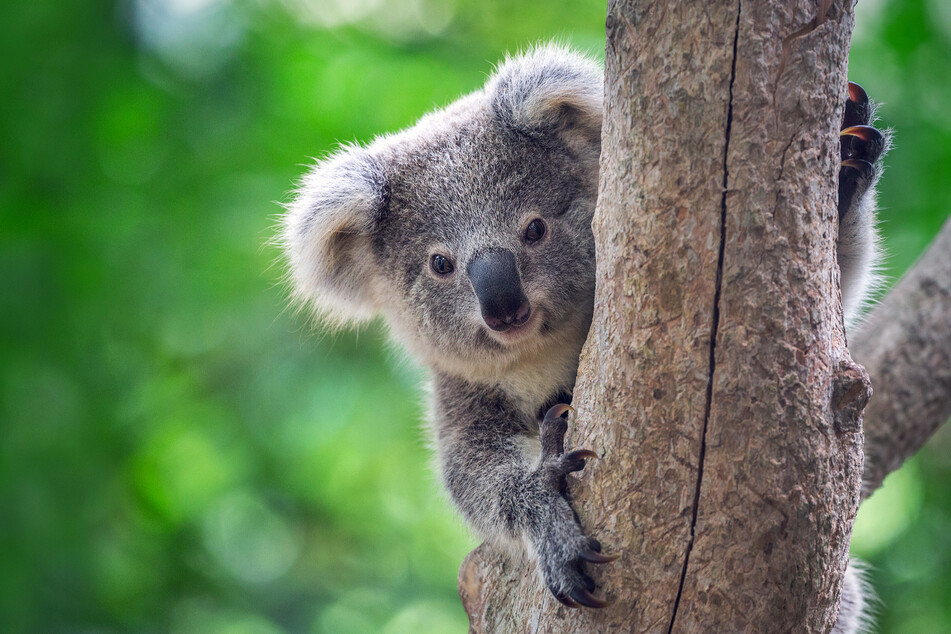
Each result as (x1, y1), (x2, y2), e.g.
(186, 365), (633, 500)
(855, 217), (951, 498)
(460, 1), (866, 631)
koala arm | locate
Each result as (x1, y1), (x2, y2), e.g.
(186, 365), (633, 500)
(433, 376), (614, 607)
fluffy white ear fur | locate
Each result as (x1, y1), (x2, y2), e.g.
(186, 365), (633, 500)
(281, 44), (602, 327)
(487, 44), (603, 150)
(281, 145), (388, 327)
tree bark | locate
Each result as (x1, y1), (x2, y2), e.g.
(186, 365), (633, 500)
(855, 217), (951, 499)
(459, 1), (871, 631)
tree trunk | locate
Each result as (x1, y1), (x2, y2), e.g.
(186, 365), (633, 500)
(459, 1), (872, 631)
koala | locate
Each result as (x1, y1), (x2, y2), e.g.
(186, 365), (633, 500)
(281, 45), (887, 630)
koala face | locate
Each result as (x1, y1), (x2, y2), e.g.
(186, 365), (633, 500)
(282, 46), (602, 376)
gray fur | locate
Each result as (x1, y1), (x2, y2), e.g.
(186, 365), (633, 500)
(281, 43), (884, 627)
(834, 561), (878, 634)
(839, 100), (891, 331)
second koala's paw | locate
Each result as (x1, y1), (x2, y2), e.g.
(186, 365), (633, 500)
(838, 82), (886, 221)
(536, 404), (618, 609)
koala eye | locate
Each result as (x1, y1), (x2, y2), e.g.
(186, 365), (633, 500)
(430, 254), (455, 276)
(524, 218), (547, 244)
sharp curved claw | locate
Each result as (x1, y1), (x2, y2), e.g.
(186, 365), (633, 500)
(579, 548), (621, 564)
(553, 591), (580, 608)
(540, 405), (570, 457)
(847, 81), (868, 105)
(569, 587), (612, 609)
(841, 125), (882, 143)
(844, 81), (871, 128)
(841, 159), (875, 178)
(840, 125), (885, 164)
(544, 403), (573, 420)
(566, 449), (599, 461)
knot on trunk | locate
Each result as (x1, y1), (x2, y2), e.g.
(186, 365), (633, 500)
(459, 544), (494, 632)
(832, 358), (872, 434)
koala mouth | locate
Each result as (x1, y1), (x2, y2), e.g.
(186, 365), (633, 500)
(485, 309), (541, 345)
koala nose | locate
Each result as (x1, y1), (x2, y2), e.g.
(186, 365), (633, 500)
(467, 250), (532, 332)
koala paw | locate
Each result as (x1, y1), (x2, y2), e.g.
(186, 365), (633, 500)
(535, 403), (618, 609)
(838, 82), (885, 221)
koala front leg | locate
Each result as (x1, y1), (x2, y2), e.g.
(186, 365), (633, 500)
(837, 81), (888, 322)
(534, 404), (619, 607)
(439, 400), (617, 608)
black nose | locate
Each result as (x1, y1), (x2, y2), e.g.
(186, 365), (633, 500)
(467, 250), (532, 332)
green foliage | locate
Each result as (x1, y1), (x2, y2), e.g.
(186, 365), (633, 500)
(0, 1), (947, 631)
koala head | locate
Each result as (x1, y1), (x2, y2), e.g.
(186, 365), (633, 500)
(282, 45), (603, 376)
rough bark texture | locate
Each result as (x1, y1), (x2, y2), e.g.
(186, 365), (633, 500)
(460, 1), (870, 631)
(855, 217), (951, 498)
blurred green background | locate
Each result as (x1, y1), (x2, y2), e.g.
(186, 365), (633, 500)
(1, 0), (948, 632)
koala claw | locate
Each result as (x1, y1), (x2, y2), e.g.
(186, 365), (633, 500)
(579, 536), (621, 564)
(552, 573), (614, 609)
(552, 576), (612, 609)
(841, 159), (875, 178)
(569, 587), (613, 609)
(540, 404), (600, 480)
(844, 81), (871, 129)
(541, 403), (571, 444)
(537, 405), (617, 609)
(553, 591), (581, 608)
(840, 124), (881, 142)
(841, 125), (885, 161)
(838, 82), (885, 221)
(579, 546), (621, 564)
(566, 448), (600, 461)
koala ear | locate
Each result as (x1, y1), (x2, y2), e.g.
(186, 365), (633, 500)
(487, 43), (603, 151)
(281, 145), (388, 326)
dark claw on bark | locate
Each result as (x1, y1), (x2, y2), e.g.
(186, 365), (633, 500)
(841, 125), (880, 143)
(566, 449), (599, 461)
(569, 587), (612, 609)
(841, 159), (875, 179)
(844, 81), (871, 128)
(847, 81), (868, 105)
(540, 404), (571, 457)
(553, 589), (580, 608)
(841, 125), (885, 162)
(544, 403), (572, 421)
(579, 547), (621, 564)
(561, 448), (599, 474)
